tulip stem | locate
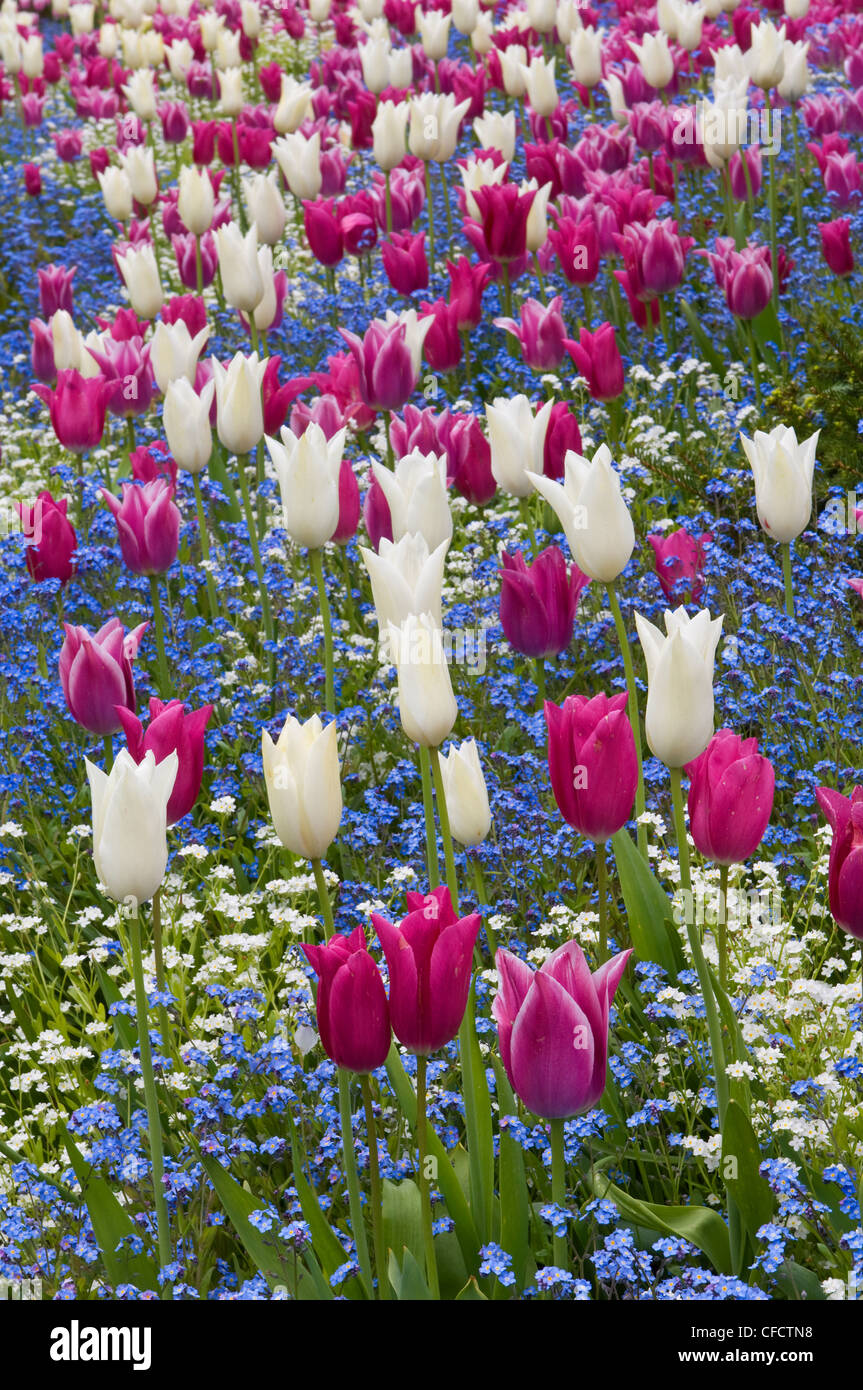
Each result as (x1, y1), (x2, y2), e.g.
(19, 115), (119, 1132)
(337, 1069), (374, 1300)
(384, 169), (392, 237)
(430, 746), (459, 914)
(471, 857), (497, 957)
(534, 658), (546, 711)
(606, 583), (648, 859)
(103, 735), (113, 772)
(360, 1074), (389, 1299)
(790, 103), (804, 242)
(549, 1117), (567, 1269)
(670, 767), (729, 1124)
(596, 840), (608, 964)
(148, 575), (171, 698)
(415, 1053), (441, 1299)
(237, 453), (275, 663)
(781, 542), (795, 620)
(309, 547), (335, 716)
(520, 495), (538, 553)
(768, 106), (778, 312)
(419, 746), (440, 889)
(192, 473), (220, 626)
(338, 545), (357, 628)
(718, 863), (729, 992)
(128, 908), (173, 1284)
(152, 886), (178, 1069)
(745, 320), (762, 411)
(311, 857), (334, 940)
(424, 161), (435, 268)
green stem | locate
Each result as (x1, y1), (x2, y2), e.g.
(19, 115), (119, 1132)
(192, 472), (220, 625)
(606, 583), (647, 858)
(472, 857), (497, 957)
(550, 1117), (566, 1268)
(597, 840), (608, 964)
(195, 234), (203, 296)
(236, 452), (275, 659)
(148, 575), (171, 697)
(430, 746), (459, 913)
(337, 1069), (374, 1299)
(781, 542), (795, 620)
(718, 862), (729, 993)
(520, 494), (538, 553)
(534, 657), (546, 711)
(151, 886), (177, 1068)
(415, 1054), (440, 1298)
(424, 160), (435, 268)
(360, 1074), (388, 1299)
(745, 319), (762, 411)
(419, 746), (440, 889)
(768, 107), (778, 311)
(790, 103), (803, 241)
(670, 767), (729, 1123)
(311, 857), (334, 939)
(309, 547), (335, 715)
(103, 735), (113, 772)
(128, 908), (173, 1281)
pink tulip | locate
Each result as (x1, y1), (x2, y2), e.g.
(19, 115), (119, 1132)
(420, 299), (462, 373)
(59, 617), (148, 736)
(824, 151), (862, 206)
(545, 692), (637, 842)
(303, 926), (392, 1073)
(116, 697), (213, 825)
(382, 231), (429, 295)
(331, 460), (361, 544)
(646, 528), (712, 604)
(100, 480), (181, 576)
(30, 317), (56, 384)
(446, 255), (491, 330)
(614, 219), (693, 300)
(493, 941), (632, 1119)
(373, 887), (481, 1055)
(543, 400), (582, 481)
(565, 322), (624, 400)
(86, 336), (154, 419)
(17, 492), (77, 585)
(494, 296), (567, 370)
(363, 476), (393, 551)
(815, 786), (863, 940)
(32, 370), (110, 453)
(547, 216), (600, 286)
(819, 218), (855, 277)
(685, 730), (774, 867)
(448, 413), (496, 505)
(468, 183), (535, 265)
(729, 146), (763, 202)
(339, 319), (420, 413)
(38, 263), (76, 318)
(303, 197), (344, 267)
(500, 547), (589, 660)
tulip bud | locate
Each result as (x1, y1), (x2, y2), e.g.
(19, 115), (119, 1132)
(740, 425), (818, 544)
(635, 606), (724, 769)
(177, 166), (215, 236)
(212, 351), (267, 455)
(387, 612), (458, 748)
(117, 246), (163, 320)
(163, 378), (214, 473)
(371, 450), (452, 551)
(686, 729), (775, 866)
(214, 222), (264, 314)
(262, 713), (342, 860)
(360, 532), (448, 635)
(545, 692), (638, 841)
(266, 422), (345, 549)
(303, 927), (391, 1072)
(86, 749), (178, 906)
(438, 739), (492, 845)
(486, 395), (552, 499)
(815, 785), (863, 940)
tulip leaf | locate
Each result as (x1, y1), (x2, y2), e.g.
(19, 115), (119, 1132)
(678, 299), (724, 373)
(459, 977), (494, 1244)
(198, 1153), (307, 1298)
(611, 828), (684, 979)
(589, 1169), (733, 1274)
(773, 1261), (827, 1302)
(721, 1100), (774, 1258)
(385, 1046), (480, 1274)
(63, 1132), (160, 1293)
(490, 1056), (530, 1295)
(382, 1178), (423, 1269)
(456, 1277), (489, 1301)
(96, 967), (137, 1051)
(287, 1120), (364, 1298)
(751, 299), (783, 373)
(387, 1247), (433, 1300)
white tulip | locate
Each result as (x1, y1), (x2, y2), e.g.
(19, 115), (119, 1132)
(262, 714), (342, 860)
(520, 54), (558, 117)
(747, 18), (786, 90)
(240, 0), (260, 37)
(635, 607), (723, 768)
(150, 320), (210, 393)
(86, 749), (178, 906)
(474, 110), (516, 163)
(628, 31), (674, 89)
(527, 444), (634, 583)
(388, 45), (413, 89)
(217, 65), (244, 114)
(51, 311), (82, 372)
(486, 396), (553, 499)
(522, 177), (553, 252)
(116, 245), (163, 319)
(740, 425), (818, 544)
(372, 99), (409, 172)
(409, 92), (470, 163)
(119, 145), (157, 205)
(215, 28), (242, 69)
(97, 166), (133, 221)
(387, 612), (458, 748)
(527, 0), (556, 33)
(274, 74), (313, 134)
(783, 0), (808, 17)
(452, 0), (479, 34)
(471, 12), (493, 53)
(418, 10), (450, 60)
(243, 173), (287, 246)
(211, 351), (267, 456)
(360, 532), (449, 635)
(675, 1), (704, 51)
(309, 0), (331, 21)
(439, 739), (491, 845)
(371, 451), (452, 551)
(122, 68), (156, 120)
(777, 39), (809, 102)
(500, 44), (529, 97)
(459, 154), (508, 220)
(163, 377), (214, 473)
(214, 222), (264, 314)
(360, 36), (391, 94)
(178, 165), (215, 236)
(266, 422), (345, 549)
(569, 26), (603, 87)
(602, 72), (628, 123)
(166, 37), (194, 79)
(273, 130), (322, 200)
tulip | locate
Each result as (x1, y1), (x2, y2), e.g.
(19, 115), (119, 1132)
(486, 396), (553, 500)
(212, 352), (267, 455)
(635, 606), (723, 769)
(473, 110), (516, 164)
(24, 164), (42, 198)
(177, 166), (215, 237)
(302, 927), (391, 1071)
(748, 18), (786, 91)
(387, 612), (458, 749)
(373, 886), (481, 1054)
(17, 492), (77, 585)
(815, 786), (863, 941)
(647, 528), (712, 604)
(543, 400), (582, 481)
(243, 173), (287, 245)
(163, 378), (214, 473)
(117, 246), (163, 320)
(521, 54), (559, 118)
(30, 318), (56, 384)
(493, 941), (632, 1118)
(437, 740), (491, 847)
(101, 479), (181, 576)
(494, 296), (567, 370)
(332, 460), (361, 545)
(266, 422), (345, 549)
(274, 74), (313, 133)
(38, 264), (76, 319)
(545, 691), (638, 842)
(686, 729), (775, 868)
(372, 99), (408, 173)
(274, 130), (322, 201)
(262, 713), (342, 861)
(32, 369), (110, 453)
(470, 183), (534, 265)
(740, 424), (818, 545)
(116, 697), (213, 827)
(86, 748), (177, 907)
(819, 218), (854, 277)
(569, 27), (604, 88)
(371, 450), (452, 552)
(500, 546), (589, 660)
(60, 618), (148, 737)
(214, 223), (264, 315)
(150, 320), (210, 394)
(527, 444), (634, 585)
(339, 317), (430, 413)
(382, 232), (429, 295)
(85, 335), (154, 419)
(97, 166), (133, 222)
(361, 532), (448, 636)
(565, 322), (624, 401)
(118, 145), (158, 206)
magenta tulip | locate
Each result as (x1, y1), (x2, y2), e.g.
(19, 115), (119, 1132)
(493, 941), (632, 1119)
(303, 926), (391, 1073)
(116, 697), (213, 825)
(86, 335), (154, 419)
(446, 255), (490, 330)
(38, 262), (76, 318)
(331, 459), (360, 544)
(32, 370), (110, 453)
(565, 322), (624, 401)
(494, 296), (567, 370)
(819, 218), (855, 277)
(339, 319), (419, 413)
(685, 730), (775, 866)
(815, 786), (863, 940)
(101, 480), (181, 576)
(545, 692), (637, 842)
(17, 492), (77, 585)
(646, 528), (712, 604)
(382, 231), (429, 295)
(30, 317), (56, 384)
(543, 401), (582, 481)
(500, 547), (589, 660)
(373, 887), (481, 1055)
(59, 617), (148, 735)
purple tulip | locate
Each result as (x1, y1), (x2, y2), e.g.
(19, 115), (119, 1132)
(101, 480), (181, 576)
(545, 692), (638, 842)
(17, 492), (77, 585)
(30, 317), (56, 384)
(32, 370), (110, 453)
(500, 547), (589, 660)
(303, 926), (392, 1073)
(494, 296), (567, 370)
(331, 459), (360, 544)
(59, 617), (148, 735)
(381, 231), (429, 295)
(373, 887), (481, 1055)
(646, 528), (712, 604)
(729, 146), (763, 202)
(685, 730), (775, 866)
(86, 335), (155, 419)
(38, 263), (76, 318)
(565, 322), (624, 400)
(339, 319), (420, 413)
(543, 401), (582, 481)
(815, 785), (863, 940)
(819, 218), (855, 277)
(493, 941), (632, 1119)
(116, 697), (213, 825)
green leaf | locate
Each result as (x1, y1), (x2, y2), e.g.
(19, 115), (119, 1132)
(490, 1056), (529, 1295)
(589, 1169), (733, 1274)
(382, 1178), (423, 1268)
(459, 976), (494, 1243)
(611, 829), (684, 979)
(63, 1132), (160, 1293)
(287, 1119), (363, 1298)
(387, 1247), (432, 1300)
(96, 967), (137, 1050)
(751, 299), (783, 373)
(456, 1276), (489, 1300)
(199, 1153), (304, 1297)
(773, 1261), (827, 1302)
(679, 299), (724, 373)
(721, 1100), (774, 1260)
